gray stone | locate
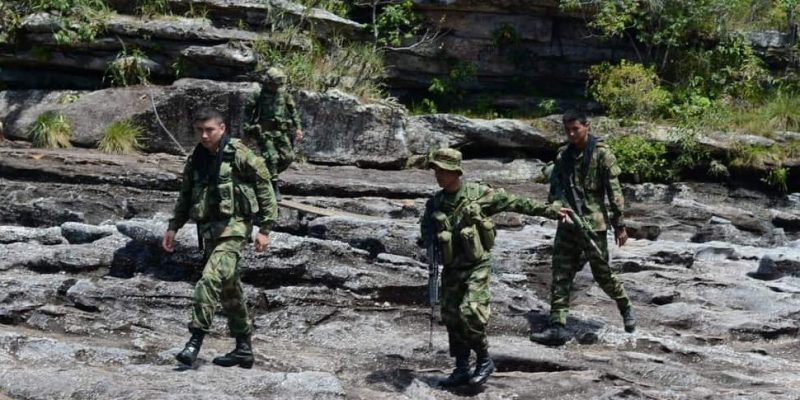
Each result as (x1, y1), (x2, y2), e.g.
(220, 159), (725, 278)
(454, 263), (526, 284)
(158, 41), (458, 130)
(60, 222), (116, 244)
(296, 90), (410, 168)
(0, 226), (65, 245)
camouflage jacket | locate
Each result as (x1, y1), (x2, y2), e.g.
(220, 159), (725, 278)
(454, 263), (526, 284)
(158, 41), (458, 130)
(168, 138), (277, 239)
(548, 139), (625, 232)
(248, 86), (302, 135)
(420, 182), (560, 266)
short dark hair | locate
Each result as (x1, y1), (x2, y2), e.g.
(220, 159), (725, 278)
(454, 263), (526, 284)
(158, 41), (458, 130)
(192, 107), (225, 125)
(562, 110), (588, 126)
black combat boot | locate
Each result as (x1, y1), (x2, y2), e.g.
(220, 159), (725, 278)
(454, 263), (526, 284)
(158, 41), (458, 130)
(529, 323), (570, 346)
(621, 306), (637, 333)
(469, 349), (495, 386)
(271, 181), (282, 202)
(440, 348), (471, 388)
(175, 329), (204, 366)
(212, 335), (255, 369)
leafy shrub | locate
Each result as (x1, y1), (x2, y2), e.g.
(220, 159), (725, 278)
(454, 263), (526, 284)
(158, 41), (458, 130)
(587, 60), (671, 120)
(98, 120), (142, 154)
(136, 0), (169, 16)
(105, 48), (151, 86)
(296, 0), (349, 17)
(253, 37), (385, 100)
(763, 167), (789, 192)
(28, 111), (72, 149)
(606, 135), (672, 182)
(27, 0), (110, 44)
(374, 0), (422, 47)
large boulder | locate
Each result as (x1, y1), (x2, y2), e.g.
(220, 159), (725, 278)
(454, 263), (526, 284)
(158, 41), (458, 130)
(1, 79), (259, 154)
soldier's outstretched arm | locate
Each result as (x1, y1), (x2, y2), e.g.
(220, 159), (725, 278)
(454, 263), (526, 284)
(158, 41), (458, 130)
(481, 187), (564, 220)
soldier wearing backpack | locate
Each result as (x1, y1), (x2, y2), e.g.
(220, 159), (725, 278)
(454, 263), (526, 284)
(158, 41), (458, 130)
(420, 148), (569, 387)
(163, 107), (277, 368)
(245, 67), (304, 200)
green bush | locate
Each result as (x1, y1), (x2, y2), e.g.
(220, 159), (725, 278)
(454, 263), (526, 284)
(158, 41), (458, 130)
(28, 111), (72, 149)
(587, 60), (671, 121)
(296, 0), (349, 17)
(762, 166), (789, 192)
(606, 135), (672, 182)
(136, 0), (169, 16)
(98, 120), (142, 154)
(373, 0), (422, 48)
(105, 48), (151, 87)
(253, 37), (385, 100)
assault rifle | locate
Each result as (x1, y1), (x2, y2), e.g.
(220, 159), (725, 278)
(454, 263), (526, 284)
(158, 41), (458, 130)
(425, 222), (441, 351)
(565, 209), (604, 259)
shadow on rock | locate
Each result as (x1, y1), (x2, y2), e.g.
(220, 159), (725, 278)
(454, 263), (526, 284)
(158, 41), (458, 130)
(111, 240), (202, 282)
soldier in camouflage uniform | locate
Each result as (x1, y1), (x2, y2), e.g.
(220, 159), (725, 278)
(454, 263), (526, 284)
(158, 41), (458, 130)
(163, 107), (277, 368)
(245, 67), (304, 200)
(530, 110), (636, 347)
(420, 148), (568, 387)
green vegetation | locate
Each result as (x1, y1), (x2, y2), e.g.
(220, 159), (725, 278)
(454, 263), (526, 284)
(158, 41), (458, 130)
(587, 60), (671, 121)
(373, 0), (422, 47)
(763, 167), (789, 192)
(135, 0), (169, 16)
(296, 0), (349, 17)
(252, 36), (385, 100)
(98, 120), (143, 154)
(105, 48), (151, 87)
(606, 135), (672, 182)
(28, 111), (72, 149)
(0, 3), (24, 44)
(27, 0), (110, 44)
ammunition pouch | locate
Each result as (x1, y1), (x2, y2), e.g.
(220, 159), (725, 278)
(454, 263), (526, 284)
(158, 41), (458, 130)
(432, 211), (454, 265)
(462, 203), (496, 252)
(437, 231), (454, 265)
(459, 225), (486, 262)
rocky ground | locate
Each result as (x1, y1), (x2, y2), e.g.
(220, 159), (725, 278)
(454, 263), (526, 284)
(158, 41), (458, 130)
(2, 142), (800, 400)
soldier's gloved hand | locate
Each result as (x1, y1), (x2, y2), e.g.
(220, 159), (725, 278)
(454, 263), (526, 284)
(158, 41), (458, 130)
(254, 232), (270, 252)
(416, 237), (425, 248)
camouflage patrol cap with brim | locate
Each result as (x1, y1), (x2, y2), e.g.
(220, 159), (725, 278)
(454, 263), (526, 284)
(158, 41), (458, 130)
(427, 148), (463, 175)
(267, 67), (287, 85)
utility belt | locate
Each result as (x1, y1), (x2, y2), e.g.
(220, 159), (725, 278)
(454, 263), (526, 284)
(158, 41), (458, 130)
(430, 202), (496, 267)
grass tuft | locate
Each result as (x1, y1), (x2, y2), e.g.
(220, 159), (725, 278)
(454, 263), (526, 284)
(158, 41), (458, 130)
(98, 120), (143, 154)
(28, 111), (72, 149)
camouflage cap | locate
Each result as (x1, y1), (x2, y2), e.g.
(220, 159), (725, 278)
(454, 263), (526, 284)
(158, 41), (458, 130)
(267, 67), (287, 85)
(428, 148), (463, 174)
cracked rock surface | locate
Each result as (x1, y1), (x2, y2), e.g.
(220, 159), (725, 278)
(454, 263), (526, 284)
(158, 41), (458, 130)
(2, 145), (800, 399)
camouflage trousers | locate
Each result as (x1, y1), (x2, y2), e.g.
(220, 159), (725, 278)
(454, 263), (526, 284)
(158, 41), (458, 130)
(441, 259), (492, 355)
(549, 224), (631, 325)
(189, 236), (253, 336)
(258, 130), (295, 181)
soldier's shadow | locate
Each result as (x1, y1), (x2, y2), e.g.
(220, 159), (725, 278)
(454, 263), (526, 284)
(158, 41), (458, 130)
(527, 309), (605, 345)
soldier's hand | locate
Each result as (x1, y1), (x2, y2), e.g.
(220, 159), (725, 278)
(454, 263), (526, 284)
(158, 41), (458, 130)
(295, 128), (303, 143)
(162, 230), (176, 253)
(254, 232), (270, 252)
(615, 227), (628, 247)
(557, 207), (572, 223)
